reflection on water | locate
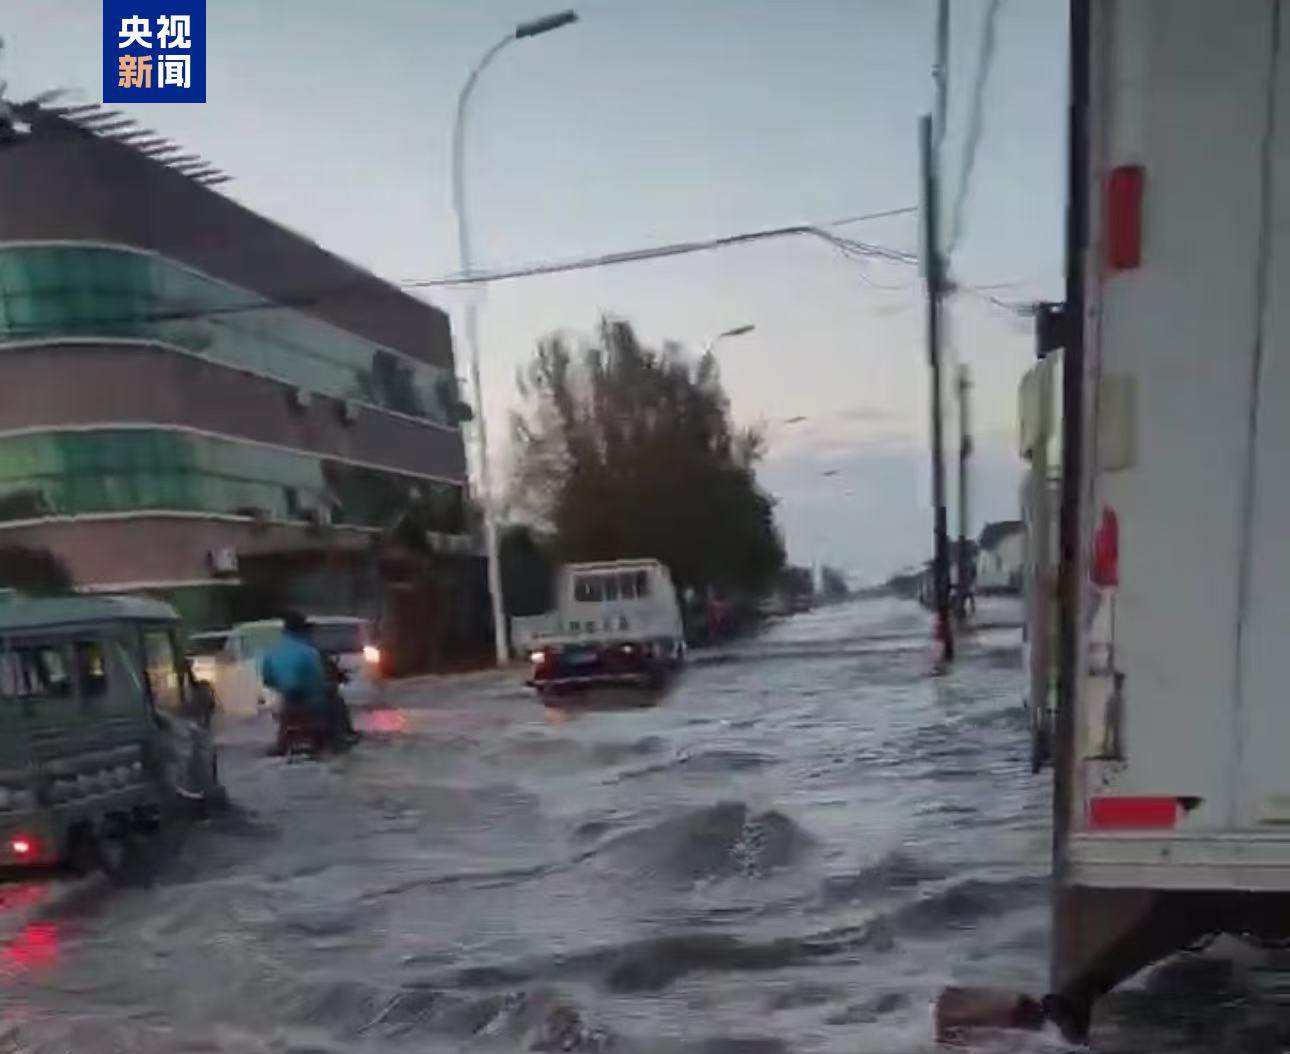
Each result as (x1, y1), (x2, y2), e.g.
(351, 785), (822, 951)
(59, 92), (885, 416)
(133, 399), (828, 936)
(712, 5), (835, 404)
(3, 923), (60, 977)
(362, 707), (411, 735)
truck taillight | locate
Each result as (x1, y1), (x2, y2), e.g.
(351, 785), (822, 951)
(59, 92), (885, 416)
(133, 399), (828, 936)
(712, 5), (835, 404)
(1107, 165), (1144, 271)
(1089, 797), (1177, 830)
(1092, 507), (1119, 587)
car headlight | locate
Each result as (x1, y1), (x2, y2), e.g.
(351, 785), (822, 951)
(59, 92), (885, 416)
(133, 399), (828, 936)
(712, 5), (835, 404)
(363, 645), (381, 665)
(529, 650), (546, 665)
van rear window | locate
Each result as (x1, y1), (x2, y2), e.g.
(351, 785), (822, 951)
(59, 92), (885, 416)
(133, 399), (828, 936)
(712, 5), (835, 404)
(574, 576), (603, 602)
(574, 571), (652, 602)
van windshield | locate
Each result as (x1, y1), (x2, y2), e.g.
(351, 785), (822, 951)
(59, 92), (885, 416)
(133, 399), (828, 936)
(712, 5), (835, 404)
(187, 634), (228, 657)
(311, 623), (365, 654)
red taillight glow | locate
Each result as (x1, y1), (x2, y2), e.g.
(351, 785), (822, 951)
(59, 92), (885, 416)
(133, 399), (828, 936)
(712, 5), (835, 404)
(1106, 164), (1144, 271)
(1092, 506), (1119, 587)
(10, 839), (32, 856)
(1089, 796), (1178, 830)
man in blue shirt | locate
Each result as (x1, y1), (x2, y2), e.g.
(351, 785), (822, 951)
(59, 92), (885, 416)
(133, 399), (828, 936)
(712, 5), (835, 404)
(261, 611), (327, 754)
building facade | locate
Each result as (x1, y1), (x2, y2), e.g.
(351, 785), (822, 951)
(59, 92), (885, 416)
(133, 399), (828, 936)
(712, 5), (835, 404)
(0, 107), (484, 662)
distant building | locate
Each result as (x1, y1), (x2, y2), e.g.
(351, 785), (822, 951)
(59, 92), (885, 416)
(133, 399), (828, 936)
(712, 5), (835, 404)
(976, 519), (1024, 593)
(0, 105), (484, 666)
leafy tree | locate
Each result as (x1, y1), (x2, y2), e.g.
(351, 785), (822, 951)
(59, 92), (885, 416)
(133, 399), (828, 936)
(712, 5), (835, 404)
(510, 318), (784, 595)
(819, 564), (850, 601)
(500, 524), (555, 617)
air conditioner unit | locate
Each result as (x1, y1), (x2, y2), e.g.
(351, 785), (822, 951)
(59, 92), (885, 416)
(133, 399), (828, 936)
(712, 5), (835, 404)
(340, 399), (360, 425)
(290, 387), (313, 411)
(208, 547), (239, 576)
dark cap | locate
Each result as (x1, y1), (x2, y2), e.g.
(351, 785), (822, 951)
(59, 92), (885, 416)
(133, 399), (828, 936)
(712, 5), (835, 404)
(283, 610), (311, 635)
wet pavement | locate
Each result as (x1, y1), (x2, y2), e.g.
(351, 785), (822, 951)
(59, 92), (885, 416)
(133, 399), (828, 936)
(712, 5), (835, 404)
(0, 597), (1284, 1052)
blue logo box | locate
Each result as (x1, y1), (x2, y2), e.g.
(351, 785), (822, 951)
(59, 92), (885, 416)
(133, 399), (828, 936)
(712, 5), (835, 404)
(103, 0), (206, 103)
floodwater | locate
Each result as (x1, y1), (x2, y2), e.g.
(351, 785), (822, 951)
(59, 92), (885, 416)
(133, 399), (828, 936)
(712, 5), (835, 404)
(0, 597), (1283, 1052)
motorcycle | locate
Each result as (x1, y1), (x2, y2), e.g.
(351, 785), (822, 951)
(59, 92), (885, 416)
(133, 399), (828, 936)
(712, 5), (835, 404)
(275, 655), (357, 760)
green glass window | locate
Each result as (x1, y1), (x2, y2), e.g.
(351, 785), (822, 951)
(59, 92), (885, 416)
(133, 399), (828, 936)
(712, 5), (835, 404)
(0, 429), (463, 534)
(0, 245), (459, 426)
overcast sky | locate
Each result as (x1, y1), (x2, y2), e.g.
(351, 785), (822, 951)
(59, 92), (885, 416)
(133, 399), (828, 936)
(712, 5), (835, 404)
(3, 0), (1066, 584)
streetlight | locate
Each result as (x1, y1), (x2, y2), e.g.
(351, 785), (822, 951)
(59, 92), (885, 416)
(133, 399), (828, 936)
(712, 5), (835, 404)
(452, 10), (579, 664)
(701, 323), (755, 356)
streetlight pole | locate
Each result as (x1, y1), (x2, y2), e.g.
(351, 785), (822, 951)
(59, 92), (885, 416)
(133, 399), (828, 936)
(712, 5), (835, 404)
(701, 323), (755, 356)
(451, 10), (578, 665)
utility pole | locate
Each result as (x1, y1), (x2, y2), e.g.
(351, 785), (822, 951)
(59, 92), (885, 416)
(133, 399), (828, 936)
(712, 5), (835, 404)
(956, 364), (973, 620)
(921, 113), (954, 662)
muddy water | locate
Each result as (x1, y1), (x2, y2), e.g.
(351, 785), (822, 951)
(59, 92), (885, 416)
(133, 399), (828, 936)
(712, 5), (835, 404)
(0, 597), (1279, 1052)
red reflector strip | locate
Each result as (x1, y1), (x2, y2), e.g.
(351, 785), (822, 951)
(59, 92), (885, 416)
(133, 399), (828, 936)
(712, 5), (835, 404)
(1106, 165), (1145, 271)
(1089, 796), (1179, 829)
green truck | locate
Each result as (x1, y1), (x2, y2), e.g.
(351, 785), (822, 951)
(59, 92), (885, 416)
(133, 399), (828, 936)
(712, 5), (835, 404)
(0, 595), (222, 868)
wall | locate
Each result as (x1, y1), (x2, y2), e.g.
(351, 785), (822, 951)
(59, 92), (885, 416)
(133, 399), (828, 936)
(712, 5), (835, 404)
(0, 342), (465, 481)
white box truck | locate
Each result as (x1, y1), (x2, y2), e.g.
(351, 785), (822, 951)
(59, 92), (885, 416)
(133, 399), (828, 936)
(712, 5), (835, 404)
(1036, 0), (1290, 1040)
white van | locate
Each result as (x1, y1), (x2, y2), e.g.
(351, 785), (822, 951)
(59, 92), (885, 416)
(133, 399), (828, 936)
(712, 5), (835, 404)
(206, 616), (384, 716)
(525, 560), (685, 695)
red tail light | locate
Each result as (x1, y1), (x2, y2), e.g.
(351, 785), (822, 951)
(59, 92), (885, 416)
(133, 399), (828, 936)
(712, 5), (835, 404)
(1089, 796), (1177, 830)
(1092, 507), (1119, 587)
(1106, 165), (1144, 271)
(10, 839), (32, 857)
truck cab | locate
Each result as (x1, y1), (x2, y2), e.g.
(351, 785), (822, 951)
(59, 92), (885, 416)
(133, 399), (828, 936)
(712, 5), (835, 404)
(0, 595), (222, 867)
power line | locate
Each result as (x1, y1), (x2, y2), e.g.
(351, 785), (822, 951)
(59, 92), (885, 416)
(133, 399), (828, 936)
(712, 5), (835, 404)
(947, 0), (1004, 257)
(0, 206), (920, 336)
(405, 208), (920, 288)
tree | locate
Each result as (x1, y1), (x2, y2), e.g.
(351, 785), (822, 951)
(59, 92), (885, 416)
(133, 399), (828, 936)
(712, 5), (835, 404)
(820, 565), (850, 601)
(510, 318), (785, 595)
(0, 545), (75, 595)
(499, 524), (555, 617)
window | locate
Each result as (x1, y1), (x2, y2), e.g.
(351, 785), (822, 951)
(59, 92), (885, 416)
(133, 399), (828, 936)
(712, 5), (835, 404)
(74, 640), (108, 699)
(634, 571), (650, 597)
(142, 629), (184, 715)
(0, 429), (465, 534)
(618, 572), (638, 599)
(574, 576), (604, 602)
(602, 574), (620, 601)
(186, 633), (229, 657)
(0, 643), (72, 700)
(0, 245), (457, 425)
(238, 625), (283, 657)
(310, 622), (364, 654)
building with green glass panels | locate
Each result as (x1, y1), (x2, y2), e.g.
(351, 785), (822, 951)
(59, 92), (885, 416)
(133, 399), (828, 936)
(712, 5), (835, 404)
(0, 107), (485, 656)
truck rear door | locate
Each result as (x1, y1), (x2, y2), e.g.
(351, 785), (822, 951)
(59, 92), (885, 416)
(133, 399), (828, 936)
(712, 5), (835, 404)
(1234, 4), (1290, 829)
(1068, 0), (1290, 883)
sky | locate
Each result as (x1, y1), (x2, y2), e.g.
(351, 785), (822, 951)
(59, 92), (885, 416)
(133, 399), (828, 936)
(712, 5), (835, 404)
(2, 0), (1067, 585)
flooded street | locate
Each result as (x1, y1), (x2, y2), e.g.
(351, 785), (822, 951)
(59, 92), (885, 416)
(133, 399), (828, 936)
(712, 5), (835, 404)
(0, 597), (1274, 1053)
